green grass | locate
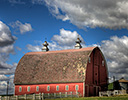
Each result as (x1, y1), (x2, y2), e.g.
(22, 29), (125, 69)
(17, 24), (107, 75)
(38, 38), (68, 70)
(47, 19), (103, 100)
(1, 94), (128, 100)
(45, 94), (128, 100)
(108, 83), (114, 90)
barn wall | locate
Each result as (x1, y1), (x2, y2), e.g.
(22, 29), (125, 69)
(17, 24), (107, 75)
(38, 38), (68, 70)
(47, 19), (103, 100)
(15, 82), (83, 96)
(85, 48), (108, 96)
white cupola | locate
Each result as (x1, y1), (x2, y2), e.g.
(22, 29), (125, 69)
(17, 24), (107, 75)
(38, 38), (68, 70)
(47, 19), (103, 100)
(42, 41), (49, 52)
(75, 37), (82, 49)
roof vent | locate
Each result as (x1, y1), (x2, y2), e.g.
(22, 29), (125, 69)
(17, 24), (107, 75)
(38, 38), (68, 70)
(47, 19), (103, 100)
(42, 41), (49, 52)
(75, 37), (82, 49)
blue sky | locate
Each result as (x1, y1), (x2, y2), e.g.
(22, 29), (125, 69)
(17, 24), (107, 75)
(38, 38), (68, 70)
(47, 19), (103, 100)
(0, 0), (128, 94)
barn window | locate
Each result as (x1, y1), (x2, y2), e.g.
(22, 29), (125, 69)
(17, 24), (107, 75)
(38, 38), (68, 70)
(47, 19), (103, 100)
(102, 60), (104, 66)
(27, 86), (30, 92)
(66, 85), (69, 91)
(19, 86), (22, 92)
(88, 57), (91, 63)
(56, 86), (59, 91)
(75, 85), (79, 91)
(47, 86), (50, 91)
(36, 86), (39, 92)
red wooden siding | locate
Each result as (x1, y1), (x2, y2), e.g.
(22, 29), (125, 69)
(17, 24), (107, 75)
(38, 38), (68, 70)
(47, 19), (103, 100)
(14, 47), (108, 97)
(15, 82), (83, 96)
(85, 48), (108, 96)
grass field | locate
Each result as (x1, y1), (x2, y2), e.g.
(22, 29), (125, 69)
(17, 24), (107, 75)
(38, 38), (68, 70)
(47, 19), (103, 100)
(45, 94), (128, 100)
(1, 94), (128, 100)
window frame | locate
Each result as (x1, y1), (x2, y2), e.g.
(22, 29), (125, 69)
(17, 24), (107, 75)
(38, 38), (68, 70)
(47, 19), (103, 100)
(56, 85), (59, 91)
(75, 85), (79, 91)
(47, 86), (50, 91)
(65, 85), (69, 91)
(102, 60), (104, 66)
(36, 86), (39, 92)
(19, 86), (22, 92)
(27, 86), (30, 92)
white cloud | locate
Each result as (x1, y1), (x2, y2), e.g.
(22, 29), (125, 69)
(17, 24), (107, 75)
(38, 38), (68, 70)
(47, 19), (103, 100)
(19, 23), (33, 33)
(0, 45), (14, 54)
(0, 21), (16, 47)
(0, 21), (17, 94)
(10, 20), (33, 34)
(27, 44), (42, 52)
(52, 28), (85, 46)
(0, 75), (14, 95)
(44, 0), (128, 29)
(0, 62), (17, 75)
(101, 36), (128, 80)
(27, 28), (85, 51)
(0, 75), (8, 81)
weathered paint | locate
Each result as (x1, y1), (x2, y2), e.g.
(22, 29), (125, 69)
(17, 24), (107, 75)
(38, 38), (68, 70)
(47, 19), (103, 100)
(85, 47), (108, 96)
(83, 82), (85, 97)
(14, 47), (108, 97)
(15, 83), (83, 96)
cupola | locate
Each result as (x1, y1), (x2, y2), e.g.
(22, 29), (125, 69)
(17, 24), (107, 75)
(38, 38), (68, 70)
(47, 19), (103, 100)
(75, 37), (82, 49)
(42, 41), (49, 52)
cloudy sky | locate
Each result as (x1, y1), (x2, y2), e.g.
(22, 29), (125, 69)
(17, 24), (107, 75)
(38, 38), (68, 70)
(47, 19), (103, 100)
(0, 0), (128, 94)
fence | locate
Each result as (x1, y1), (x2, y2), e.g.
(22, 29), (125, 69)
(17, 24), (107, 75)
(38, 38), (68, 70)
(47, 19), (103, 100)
(99, 90), (127, 97)
(0, 91), (81, 100)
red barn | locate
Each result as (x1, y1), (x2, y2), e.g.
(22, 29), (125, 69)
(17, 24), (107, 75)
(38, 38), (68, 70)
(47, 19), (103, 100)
(14, 39), (108, 97)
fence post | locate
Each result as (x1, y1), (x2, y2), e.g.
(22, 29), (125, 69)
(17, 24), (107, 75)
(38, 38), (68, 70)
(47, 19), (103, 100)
(5, 96), (7, 100)
(24, 94), (27, 100)
(70, 92), (72, 97)
(59, 92), (61, 98)
(42, 93), (44, 100)
(76, 91), (79, 98)
(0, 96), (2, 100)
(8, 96), (11, 100)
(48, 93), (50, 98)
(39, 93), (41, 100)
(16, 95), (18, 100)
(33, 94), (35, 100)
(65, 92), (67, 97)
(54, 93), (56, 98)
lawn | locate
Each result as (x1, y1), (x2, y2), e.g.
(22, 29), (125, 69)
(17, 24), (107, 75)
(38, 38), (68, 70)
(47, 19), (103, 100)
(45, 94), (128, 100)
(1, 94), (128, 100)
(108, 83), (114, 90)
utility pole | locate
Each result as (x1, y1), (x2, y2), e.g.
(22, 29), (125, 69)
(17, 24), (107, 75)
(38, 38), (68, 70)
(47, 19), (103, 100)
(113, 76), (115, 82)
(6, 81), (9, 96)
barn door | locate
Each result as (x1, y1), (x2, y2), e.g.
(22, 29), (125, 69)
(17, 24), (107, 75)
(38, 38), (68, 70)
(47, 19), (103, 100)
(94, 50), (99, 85)
(85, 85), (89, 97)
(94, 65), (99, 85)
(93, 86), (99, 96)
(93, 87), (96, 96)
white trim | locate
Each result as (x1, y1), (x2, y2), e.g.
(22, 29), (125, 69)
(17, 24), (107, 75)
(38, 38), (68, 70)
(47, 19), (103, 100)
(102, 60), (104, 66)
(65, 85), (69, 91)
(56, 85), (59, 91)
(75, 85), (79, 91)
(83, 82), (85, 97)
(36, 86), (39, 92)
(14, 85), (15, 95)
(27, 86), (30, 92)
(19, 86), (22, 92)
(47, 86), (50, 91)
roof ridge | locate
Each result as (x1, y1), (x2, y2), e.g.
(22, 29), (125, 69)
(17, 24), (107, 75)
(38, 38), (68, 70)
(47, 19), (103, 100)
(26, 46), (96, 55)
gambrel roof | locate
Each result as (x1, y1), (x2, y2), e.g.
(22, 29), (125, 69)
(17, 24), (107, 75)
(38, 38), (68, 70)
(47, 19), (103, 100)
(14, 47), (96, 85)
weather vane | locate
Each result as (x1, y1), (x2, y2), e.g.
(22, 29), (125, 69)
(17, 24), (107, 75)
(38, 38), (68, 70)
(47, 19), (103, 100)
(45, 38), (47, 41)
